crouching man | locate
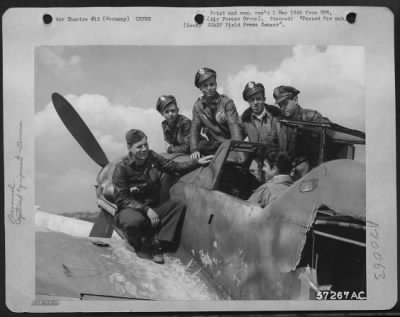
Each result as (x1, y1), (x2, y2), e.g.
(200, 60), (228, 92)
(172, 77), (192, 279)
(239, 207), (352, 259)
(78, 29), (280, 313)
(112, 129), (213, 264)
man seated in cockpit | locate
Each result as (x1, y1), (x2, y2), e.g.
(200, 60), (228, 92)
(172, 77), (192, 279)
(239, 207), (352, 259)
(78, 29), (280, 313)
(248, 150), (293, 208)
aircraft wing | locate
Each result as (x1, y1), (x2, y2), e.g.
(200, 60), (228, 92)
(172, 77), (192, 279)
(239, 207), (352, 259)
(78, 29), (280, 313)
(35, 210), (224, 301)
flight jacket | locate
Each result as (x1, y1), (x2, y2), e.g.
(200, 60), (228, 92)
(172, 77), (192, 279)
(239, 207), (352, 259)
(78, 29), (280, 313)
(162, 114), (191, 154)
(241, 103), (281, 149)
(190, 93), (242, 153)
(112, 151), (199, 214)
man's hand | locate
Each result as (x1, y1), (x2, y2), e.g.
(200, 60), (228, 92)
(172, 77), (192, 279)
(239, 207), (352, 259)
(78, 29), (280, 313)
(191, 151), (200, 159)
(198, 155), (214, 165)
(165, 142), (171, 152)
(146, 208), (160, 228)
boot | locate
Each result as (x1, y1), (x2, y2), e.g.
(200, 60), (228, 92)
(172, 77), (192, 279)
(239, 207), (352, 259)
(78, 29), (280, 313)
(151, 240), (165, 264)
(133, 236), (152, 260)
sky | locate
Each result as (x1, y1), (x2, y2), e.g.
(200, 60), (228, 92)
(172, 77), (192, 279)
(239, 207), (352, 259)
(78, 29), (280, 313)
(34, 45), (365, 214)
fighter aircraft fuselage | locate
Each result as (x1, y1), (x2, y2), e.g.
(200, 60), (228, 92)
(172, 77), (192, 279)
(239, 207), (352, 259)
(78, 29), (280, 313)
(50, 93), (367, 300)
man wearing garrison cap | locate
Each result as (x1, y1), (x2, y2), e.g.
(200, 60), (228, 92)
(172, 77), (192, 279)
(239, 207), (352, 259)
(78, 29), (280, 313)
(273, 85), (331, 176)
(241, 81), (281, 148)
(190, 67), (242, 159)
(112, 129), (213, 264)
(156, 95), (191, 154)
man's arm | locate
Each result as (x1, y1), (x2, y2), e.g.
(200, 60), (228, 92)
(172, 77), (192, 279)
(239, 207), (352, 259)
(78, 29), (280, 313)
(304, 110), (331, 123)
(225, 100), (243, 141)
(112, 163), (149, 214)
(154, 152), (200, 175)
(168, 118), (191, 154)
(239, 116), (248, 140)
(190, 105), (203, 153)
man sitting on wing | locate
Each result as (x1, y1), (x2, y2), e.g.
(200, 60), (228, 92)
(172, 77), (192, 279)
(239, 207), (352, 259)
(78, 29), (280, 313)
(248, 150), (293, 208)
(112, 129), (213, 264)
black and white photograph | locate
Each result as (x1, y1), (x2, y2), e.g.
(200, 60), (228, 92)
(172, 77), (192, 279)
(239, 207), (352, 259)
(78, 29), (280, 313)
(3, 6), (397, 312)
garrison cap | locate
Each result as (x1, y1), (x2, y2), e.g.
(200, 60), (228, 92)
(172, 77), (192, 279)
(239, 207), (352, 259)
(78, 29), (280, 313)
(156, 95), (177, 113)
(125, 129), (146, 145)
(194, 68), (217, 88)
(242, 81), (265, 101)
(273, 85), (300, 104)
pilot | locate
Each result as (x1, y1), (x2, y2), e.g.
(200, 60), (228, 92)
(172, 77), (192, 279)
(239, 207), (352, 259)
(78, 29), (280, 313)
(248, 150), (293, 208)
(112, 129), (212, 264)
(273, 85), (331, 167)
(156, 95), (191, 154)
(241, 81), (281, 149)
(273, 85), (330, 123)
(190, 67), (242, 159)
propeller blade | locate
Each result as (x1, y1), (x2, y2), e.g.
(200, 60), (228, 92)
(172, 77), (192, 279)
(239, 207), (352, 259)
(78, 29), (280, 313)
(52, 93), (109, 167)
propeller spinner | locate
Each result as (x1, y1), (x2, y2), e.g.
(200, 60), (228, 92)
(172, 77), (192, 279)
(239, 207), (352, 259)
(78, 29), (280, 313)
(52, 93), (109, 167)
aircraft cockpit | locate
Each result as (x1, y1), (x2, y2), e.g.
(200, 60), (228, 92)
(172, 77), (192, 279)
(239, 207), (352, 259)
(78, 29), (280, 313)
(214, 142), (265, 200)
(188, 120), (365, 203)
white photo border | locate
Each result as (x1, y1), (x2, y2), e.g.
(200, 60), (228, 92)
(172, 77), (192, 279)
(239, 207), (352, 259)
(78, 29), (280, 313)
(3, 6), (397, 312)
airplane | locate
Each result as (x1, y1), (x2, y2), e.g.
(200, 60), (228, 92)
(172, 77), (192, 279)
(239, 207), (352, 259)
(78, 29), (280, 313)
(36, 92), (366, 301)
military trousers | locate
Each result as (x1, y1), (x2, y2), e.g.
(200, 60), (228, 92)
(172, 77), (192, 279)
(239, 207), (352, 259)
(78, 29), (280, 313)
(115, 199), (186, 250)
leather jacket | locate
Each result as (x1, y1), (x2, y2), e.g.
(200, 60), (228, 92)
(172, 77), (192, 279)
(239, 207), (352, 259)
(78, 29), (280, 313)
(278, 105), (331, 163)
(241, 104), (281, 149)
(190, 93), (242, 153)
(162, 114), (191, 154)
(112, 151), (199, 213)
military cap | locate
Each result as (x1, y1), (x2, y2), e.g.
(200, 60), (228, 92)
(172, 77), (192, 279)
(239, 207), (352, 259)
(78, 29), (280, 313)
(125, 129), (146, 145)
(273, 85), (300, 104)
(156, 95), (177, 113)
(194, 68), (217, 88)
(242, 81), (265, 101)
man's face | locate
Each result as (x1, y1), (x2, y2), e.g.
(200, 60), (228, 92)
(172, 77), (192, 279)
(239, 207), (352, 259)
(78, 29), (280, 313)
(278, 96), (298, 118)
(247, 91), (265, 116)
(162, 103), (179, 123)
(128, 137), (149, 161)
(199, 76), (217, 99)
(262, 160), (278, 181)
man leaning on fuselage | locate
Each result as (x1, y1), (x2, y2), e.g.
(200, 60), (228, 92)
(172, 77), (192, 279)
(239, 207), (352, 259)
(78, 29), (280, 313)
(112, 129), (212, 264)
(273, 85), (330, 124)
(190, 68), (242, 159)
(273, 85), (331, 179)
(241, 81), (281, 149)
(156, 95), (191, 155)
